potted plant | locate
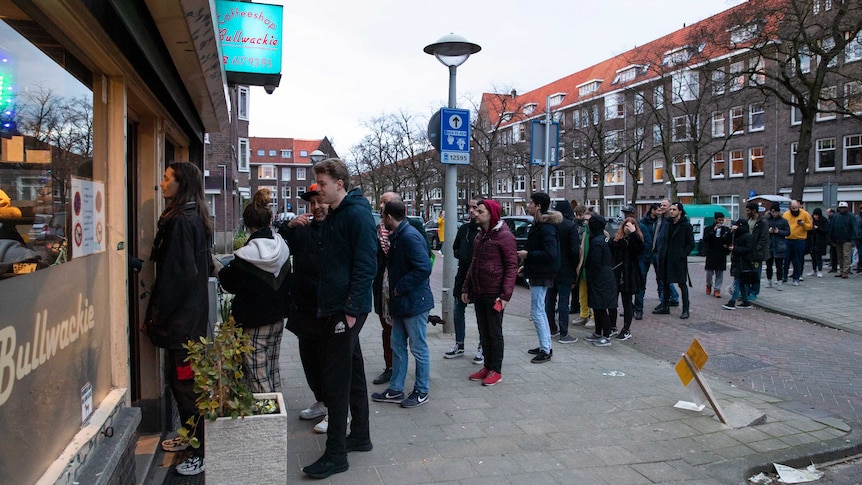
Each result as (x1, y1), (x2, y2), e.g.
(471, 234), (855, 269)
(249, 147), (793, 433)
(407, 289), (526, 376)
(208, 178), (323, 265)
(177, 299), (287, 482)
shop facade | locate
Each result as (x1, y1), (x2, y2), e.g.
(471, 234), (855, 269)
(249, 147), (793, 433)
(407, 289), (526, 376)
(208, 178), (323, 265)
(0, 1), (230, 483)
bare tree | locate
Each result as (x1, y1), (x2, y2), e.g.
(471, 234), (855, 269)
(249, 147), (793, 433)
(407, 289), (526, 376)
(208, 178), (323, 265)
(470, 89), (527, 199)
(721, 0), (862, 200)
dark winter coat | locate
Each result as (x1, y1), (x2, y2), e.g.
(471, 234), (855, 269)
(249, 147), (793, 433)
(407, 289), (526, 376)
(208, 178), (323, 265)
(386, 219), (434, 318)
(453, 221), (480, 295)
(463, 222), (518, 301)
(702, 223), (729, 271)
(586, 233), (617, 309)
(657, 215), (695, 285)
(552, 212), (580, 285)
(640, 214), (659, 262)
(281, 218), (325, 337)
(610, 233), (645, 295)
(767, 216), (790, 259)
(829, 211), (857, 244)
(809, 216), (831, 255)
(522, 210), (561, 281)
(219, 227), (291, 328)
(728, 223), (755, 278)
(317, 188), (377, 318)
(144, 202), (212, 349)
(750, 217), (769, 262)
(373, 217), (427, 316)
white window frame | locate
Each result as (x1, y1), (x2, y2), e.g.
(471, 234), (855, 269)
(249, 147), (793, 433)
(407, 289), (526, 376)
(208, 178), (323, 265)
(843, 134), (862, 169)
(712, 110), (726, 138)
(550, 169), (566, 189)
(730, 149), (744, 177)
(654, 85), (664, 109)
(790, 142), (798, 174)
(712, 194), (740, 221)
(711, 68), (725, 95)
(634, 91), (644, 114)
(844, 82), (862, 115)
(300, 150), (309, 158)
(281, 149), (292, 158)
(749, 103), (765, 132)
(672, 116), (691, 142)
(282, 185), (291, 199)
(605, 130), (622, 153)
(297, 185), (306, 199)
(604, 164), (624, 186)
(590, 172), (599, 188)
(281, 167), (291, 181)
(571, 170), (586, 189)
(749, 57), (765, 86)
(816, 138), (836, 171)
(729, 61), (745, 91)
(258, 164), (276, 179)
(653, 124), (662, 146)
(711, 152), (726, 178)
(514, 175), (526, 192)
(748, 147), (765, 176)
(671, 69), (699, 103)
(791, 100), (802, 126)
(730, 106), (744, 134)
(237, 86), (250, 121)
(238, 137), (250, 172)
(296, 167), (307, 181)
(605, 93), (625, 119)
(846, 31), (862, 63)
(817, 86), (838, 121)
(672, 154), (695, 181)
(653, 160), (664, 183)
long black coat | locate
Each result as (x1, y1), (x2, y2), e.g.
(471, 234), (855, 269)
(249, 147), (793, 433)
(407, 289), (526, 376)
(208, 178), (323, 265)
(702, 223), (729, 271)
(523, 211), (561, 281)
(728, 224), (754, 277)
(610, 233), (645, 295)
(586, 234), (617, 309)
(657, 215), (695, 285)
(809, 216), (830, 255)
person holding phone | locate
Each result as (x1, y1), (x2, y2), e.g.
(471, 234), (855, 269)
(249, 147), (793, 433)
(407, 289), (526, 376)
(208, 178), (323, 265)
(461, 199), (517, 386)
(781, 200), (812, 286)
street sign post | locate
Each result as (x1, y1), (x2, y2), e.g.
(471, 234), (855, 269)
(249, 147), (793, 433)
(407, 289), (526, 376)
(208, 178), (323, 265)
(439, 108), (471, 165)
(530, 120), (559, 166)
(674, 338), (727, 424)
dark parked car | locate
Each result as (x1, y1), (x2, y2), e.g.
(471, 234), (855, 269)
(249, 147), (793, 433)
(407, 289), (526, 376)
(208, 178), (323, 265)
(502, 215), (533, 251)
(424, 219), (463, 250)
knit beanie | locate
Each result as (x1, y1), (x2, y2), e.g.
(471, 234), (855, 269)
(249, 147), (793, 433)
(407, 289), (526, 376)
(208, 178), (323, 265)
(588, 214), (607, 233)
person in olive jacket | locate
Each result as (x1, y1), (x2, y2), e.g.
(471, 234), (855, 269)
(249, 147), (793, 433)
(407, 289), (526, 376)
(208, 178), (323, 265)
(461, 199), (518, 386)
(145, 162), (212, 476)
(653, 202), (695, 319)
(302, 159), (376, 480)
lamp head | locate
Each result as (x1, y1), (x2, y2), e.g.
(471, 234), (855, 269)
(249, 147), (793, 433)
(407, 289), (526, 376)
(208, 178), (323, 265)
(424, 33), (481, 67)
(309, 149), (326, 164)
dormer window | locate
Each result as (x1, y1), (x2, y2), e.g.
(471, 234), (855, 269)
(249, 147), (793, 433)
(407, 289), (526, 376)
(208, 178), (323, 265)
(613, 65), (642, 84)
(549, 93), (566, 106)
(662, 46), (693, 66)
(523, 103), (537, 115)
(500, 112), (514, 123)
(577, 80), (602, 97)
(729, 23), (760, 45)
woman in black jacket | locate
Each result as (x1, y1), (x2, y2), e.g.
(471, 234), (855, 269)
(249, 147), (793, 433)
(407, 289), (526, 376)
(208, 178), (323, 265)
(219, 189), (291, 394)
(145, 162), (212, 476)
(609, 217), (645, 340)
(807, 208), (829, 277)
(583, 215), (618, 346)
(722, 219), (754, 310)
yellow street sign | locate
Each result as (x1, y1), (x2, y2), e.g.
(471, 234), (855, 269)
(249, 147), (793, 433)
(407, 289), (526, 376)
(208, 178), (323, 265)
(675, 338), (709, 386)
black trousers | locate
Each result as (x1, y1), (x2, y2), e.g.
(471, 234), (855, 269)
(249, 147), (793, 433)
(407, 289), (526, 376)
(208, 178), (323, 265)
(593, 308), (614, 337)
(167, 348), (204, 456)
(298, 333), (327, 403)
(474, 296), (504, 373)
(322, 312), (370, 458)
(619, 291), (635, 332)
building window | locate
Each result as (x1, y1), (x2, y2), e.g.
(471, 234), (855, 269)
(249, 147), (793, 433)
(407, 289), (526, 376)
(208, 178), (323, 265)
(844, 82), (862, 114)
(653, 124), (662, 146)
(296, 167), (307, 181)
(296, 185), (306, 199)
(712, 111), (726, 137)
(712, 69), (725, 95)
(820, 37), (838, 68)
(711, 152), (726, 178)
(817, 86), (837, 121)
(730, 149), (744, 177)
(794, 46), (811, 75)
(654, 85), (664, 109)
(514, 174), (526, 192)
(605, 93), (625, 119)
(204, 133), (210, 144)
(816, 138), (836, 170)
(729, 61), (745, 91)
(789, 142), (807, 174)
(844, 134), (862, 169)
(239, 138), (250, 172)
(549, 92), (566, 105)
(572, 170), (586, 188)
(300, 150), (308, 158)
(731, 106), (744, 134)
(267, 150), (275, 157)
(712, 194), (740, 221)
(256, 149), (265, 156)
(281, 149), (292, 158)
(281, 167), (291, 181)
(749, 103), (765, 131)
(590, 172), (599, 187)
(282, 185), (291, 199)
(791, 100), (802, 125)
(846, 31), (862, 63)
(749, 57), (765, 86)
(653, 160), (664, 183)
(237, 86), (250, 120)
(550, 170), (566, 189)
(672, 116), (691, 142)
(671, 69), (699, 103)
(523, 103), (536, 115)
(634, 91), (644, 114)
(605, 165), (624, 185)
(579, 80), (600, 97)
(605, 130), (622, 153)
(258, 165), (276, 179)
(749, 147), (765, 175)
(672, 155), (694, 180)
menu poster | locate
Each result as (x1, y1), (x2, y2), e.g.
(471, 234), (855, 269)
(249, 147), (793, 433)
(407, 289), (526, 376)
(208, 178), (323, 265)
(70, 177), (106, 258)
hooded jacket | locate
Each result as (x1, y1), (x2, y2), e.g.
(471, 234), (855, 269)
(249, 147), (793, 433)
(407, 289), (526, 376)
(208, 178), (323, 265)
(462, 218), (518, 301)
(586, 216), (618, 309)
(453, 220), (480, 295)
(281, 218), (325, 337)
(523, 210), (561, 281)
(767, 214), (790, 259)
(386, 219), (434, 318)
(552, 201), (581, 285)
(317, 187), (377, 318)
(728, 220), (754, 277)
(219, 227), (291, 328)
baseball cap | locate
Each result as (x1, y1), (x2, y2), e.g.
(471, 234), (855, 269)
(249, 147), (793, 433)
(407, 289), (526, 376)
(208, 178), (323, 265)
(621, 205), (636, 214)
(838, 201), (849, 208)
(300, 183), (320, 201)
(758, 205), (766, 213)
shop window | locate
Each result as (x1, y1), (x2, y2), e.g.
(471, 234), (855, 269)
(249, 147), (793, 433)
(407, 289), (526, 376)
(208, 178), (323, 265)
(0, 19), (94, 270)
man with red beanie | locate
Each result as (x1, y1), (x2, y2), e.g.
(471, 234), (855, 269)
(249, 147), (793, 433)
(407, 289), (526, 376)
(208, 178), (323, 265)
(461, 199), (518, 386)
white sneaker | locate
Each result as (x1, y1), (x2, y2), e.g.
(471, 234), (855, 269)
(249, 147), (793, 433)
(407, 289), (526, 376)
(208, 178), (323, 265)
(300, 401), (327, 420)
(805, 271), (815, 276)
(176, 455), (204, 476)
(765, 280), (772, 288)
(313, 414), (328, 433)
(817, 271), (823, 278)
(585, 319), (595, 328)
(775, 281), (783, 291)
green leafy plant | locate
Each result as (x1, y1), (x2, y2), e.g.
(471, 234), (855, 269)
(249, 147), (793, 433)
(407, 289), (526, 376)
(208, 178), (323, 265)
(232, 228), (248, 251)
(177, 315), (277, 448)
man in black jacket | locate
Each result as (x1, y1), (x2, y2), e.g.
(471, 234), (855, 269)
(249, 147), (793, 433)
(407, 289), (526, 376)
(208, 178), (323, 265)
(302, 159), (377, 479)
(653, 202), (695, 319)
(745, 202), (769, 300)
(445, 197), (483, 362)
(545, 200), (580, 343)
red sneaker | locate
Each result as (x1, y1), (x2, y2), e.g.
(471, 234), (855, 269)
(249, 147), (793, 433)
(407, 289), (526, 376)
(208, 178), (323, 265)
(469, 368), (489, 381)
(482, 370), (502, 386)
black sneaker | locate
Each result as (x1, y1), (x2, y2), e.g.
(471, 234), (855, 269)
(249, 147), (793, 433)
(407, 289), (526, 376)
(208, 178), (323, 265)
(668, 301), (680, 307)
(616, 330), (632, 340)
(722, 300), (736, 310)
(302, 454), (349, 479)
(345, 435), (373, 452)
(371, 389), (404, 403)
(400, 390), (429, 408)
(372, 367), (392, 385)
(527, 347), (541, 355)
(530, 350), (552, 364)
(584, 333), (602, 342)
(634, 311), (643, 320)
(737, 302), (753, 309)
(444, 344), (465, 359)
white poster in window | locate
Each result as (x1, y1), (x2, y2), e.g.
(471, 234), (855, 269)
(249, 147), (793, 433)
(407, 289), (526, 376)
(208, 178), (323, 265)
(70, 177), (106, 258)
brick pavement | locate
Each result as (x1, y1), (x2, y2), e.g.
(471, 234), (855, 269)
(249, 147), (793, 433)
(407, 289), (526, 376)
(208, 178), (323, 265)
(276, 253), (862, 484)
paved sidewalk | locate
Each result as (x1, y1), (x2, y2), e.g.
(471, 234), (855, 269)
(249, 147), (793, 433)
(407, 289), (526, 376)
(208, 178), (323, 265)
(282, 286), (861, 484)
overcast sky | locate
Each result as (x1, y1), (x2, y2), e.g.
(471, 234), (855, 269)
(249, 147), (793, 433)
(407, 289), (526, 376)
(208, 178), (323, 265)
(248, 0), (743, 157)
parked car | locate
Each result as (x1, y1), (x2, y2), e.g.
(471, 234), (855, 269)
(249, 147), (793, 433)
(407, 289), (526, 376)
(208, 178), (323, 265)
(423, 218), (463, 250)
(28, 214), (50, 241)
(502, 215), (533, 251)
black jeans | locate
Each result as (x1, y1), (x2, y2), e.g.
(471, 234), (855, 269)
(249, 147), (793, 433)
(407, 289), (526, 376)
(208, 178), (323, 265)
(619, 291), (635, 332)
(167, 348), (204, 456)
(474, 296), (504, 373)
(593, 308), (615, 337)
(766, 257), (785, 281)
(298, 333), (327, 403)
(322, 312), (370, 458)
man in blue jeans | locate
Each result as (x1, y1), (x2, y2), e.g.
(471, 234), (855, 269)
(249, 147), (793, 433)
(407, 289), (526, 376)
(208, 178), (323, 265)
(372, 199), (434, 408)
(445, 197), (483, 363)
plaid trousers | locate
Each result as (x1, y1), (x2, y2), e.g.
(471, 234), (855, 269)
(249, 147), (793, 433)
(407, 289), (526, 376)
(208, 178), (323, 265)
(244, 319), (285, 393)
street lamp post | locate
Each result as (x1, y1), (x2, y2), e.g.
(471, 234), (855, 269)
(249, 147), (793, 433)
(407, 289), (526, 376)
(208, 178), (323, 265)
(424, 33), (481, 335)
(218, 164), (228, 253)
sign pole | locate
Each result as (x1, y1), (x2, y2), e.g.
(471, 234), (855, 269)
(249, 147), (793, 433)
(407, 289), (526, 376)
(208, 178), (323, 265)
(440, 65), (459, 334)
(543, 95), (551, 192)
(682, 354), (728, 424)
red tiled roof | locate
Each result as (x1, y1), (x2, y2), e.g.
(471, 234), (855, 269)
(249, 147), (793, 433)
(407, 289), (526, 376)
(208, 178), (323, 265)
(249, 137), (324, 165)
(488, 0), (780, 128)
